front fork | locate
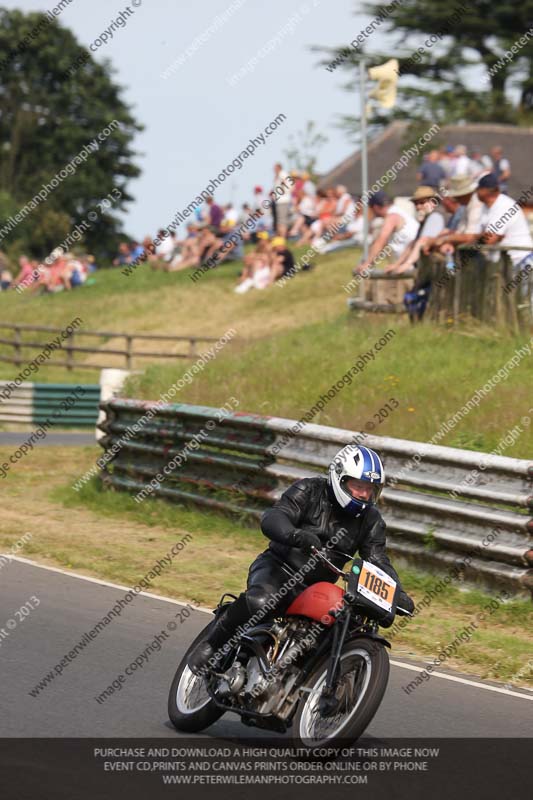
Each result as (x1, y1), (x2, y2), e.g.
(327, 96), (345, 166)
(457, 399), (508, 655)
(322, 607), (352, 696)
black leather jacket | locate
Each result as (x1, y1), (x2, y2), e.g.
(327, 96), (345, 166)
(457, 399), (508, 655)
(261, 476), (404, 590)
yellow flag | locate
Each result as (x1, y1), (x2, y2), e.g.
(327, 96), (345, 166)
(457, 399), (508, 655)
(368, 59), (399, 109)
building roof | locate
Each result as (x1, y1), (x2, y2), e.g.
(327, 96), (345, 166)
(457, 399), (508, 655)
(319, 121), (533, 202)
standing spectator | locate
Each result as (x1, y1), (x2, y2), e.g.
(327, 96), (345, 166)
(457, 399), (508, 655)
(205, 196), (224, 232)
(272, 162), (292, 237)
(355, 190), (419, 274)
(386, 186), (445, 274)
(450, 145), (475, 178)
(223, 203), (238, 229)
(417, 150), (446, 188)
(477, 173), (533, 270)
(423, 175), (483, 252)
(438, 145), (456, 178)
(488, 145), (511, 193)
(470, 147), (491, 176)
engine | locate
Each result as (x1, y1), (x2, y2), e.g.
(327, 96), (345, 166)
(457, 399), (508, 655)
(215, 617), (324, 720)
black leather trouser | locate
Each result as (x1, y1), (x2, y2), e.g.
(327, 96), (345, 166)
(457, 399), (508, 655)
(206, 551), (304, 651)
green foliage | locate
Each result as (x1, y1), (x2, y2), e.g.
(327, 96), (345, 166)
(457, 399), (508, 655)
(283, 120), (329, 180)
(318, 0), (533, 135)
(0, 8), (142, 262)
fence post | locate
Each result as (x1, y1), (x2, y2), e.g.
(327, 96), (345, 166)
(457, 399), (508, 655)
(189, 338), (197, 358)
(125, 336), (133, 369)
(13, 326), (22, 365)
(65, 330), (75, 371)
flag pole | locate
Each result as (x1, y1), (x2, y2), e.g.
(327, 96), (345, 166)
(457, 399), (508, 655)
(360, 57), (369, 261)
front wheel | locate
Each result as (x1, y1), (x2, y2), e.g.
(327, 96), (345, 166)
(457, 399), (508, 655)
(168, 620), (225, 733)
(293, 637), (389, 749)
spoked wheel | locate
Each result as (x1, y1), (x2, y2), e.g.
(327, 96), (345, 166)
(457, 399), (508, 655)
(168, 621), (225, 733)
(293, 638), (389, 749)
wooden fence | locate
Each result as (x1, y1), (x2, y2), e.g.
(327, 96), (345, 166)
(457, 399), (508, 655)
(348, 246), (533, 331)
(0, 323), (225, 371)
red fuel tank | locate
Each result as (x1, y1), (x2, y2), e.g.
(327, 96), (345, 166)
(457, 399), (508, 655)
(286, 582), (344, 626)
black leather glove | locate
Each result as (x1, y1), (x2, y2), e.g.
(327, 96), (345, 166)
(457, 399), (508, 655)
(397, 590), (415, 614)
(290, 528), (322, 554)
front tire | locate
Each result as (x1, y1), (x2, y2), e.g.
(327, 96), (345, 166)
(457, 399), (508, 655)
(168, 619), (225, 733)
(293, 637), (389, 748)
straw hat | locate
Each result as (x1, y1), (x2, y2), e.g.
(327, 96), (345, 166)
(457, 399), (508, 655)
(410, 185), (440, 202)
(448, 175), (478, 197)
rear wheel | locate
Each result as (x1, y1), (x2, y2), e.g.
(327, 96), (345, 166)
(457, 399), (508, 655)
(168, 620), (225, 733)
(293, 637), (389, 748)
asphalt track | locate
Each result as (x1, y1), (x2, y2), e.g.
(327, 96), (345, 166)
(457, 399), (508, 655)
(1, 557), (532, 739)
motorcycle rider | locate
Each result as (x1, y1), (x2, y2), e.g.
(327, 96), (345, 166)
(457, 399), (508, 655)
(189, 443), (414, 674)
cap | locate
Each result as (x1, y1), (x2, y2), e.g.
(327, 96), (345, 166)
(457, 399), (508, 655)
(271, 236), (286, 247)
(477, 173), (499, 189)
(256, 231), (270, 240)
(368, 190), (390, 207)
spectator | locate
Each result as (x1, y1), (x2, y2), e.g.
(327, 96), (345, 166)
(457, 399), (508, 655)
(289, 190), (317, 239)
(386, 186), (445, 274)
(488, 145), (511, 193)
(470, 147), (491, 176)
(153, 229), (175, 265)
(297, 187), (337, 246)
(14, 255), (36, 287)
(113, 242), (132, 266)
(272, 162), (292, 237)
(270, 236), (295, 282)
(438, 145), (456, 178)
(477, 172), (533, 270)
(235, 235), (272, 294)
(355, 190), (419, 275)
(449, 145), (475, 178)
(206, 196), (224, 232)
(416, 150), (446, 189)
(223, 203), (238, 229)
(423, 175), (483, 252)
(1, 267), (12, 290)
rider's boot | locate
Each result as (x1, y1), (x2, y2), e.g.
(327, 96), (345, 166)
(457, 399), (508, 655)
(188, 594), (250, 676)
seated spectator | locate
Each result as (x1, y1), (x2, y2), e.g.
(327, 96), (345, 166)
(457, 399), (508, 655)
(1, 267), (12, 290)
(151, 229), (175, 266)
(222, 203), (238, 230)
(416, 150), (446, 189)
(386, 186), (445, 274)
(113, 242), (133, 266)
(235, 235), (272, 293)
(297, 188), (337, 246)
(355, 190), (419, 275)
(206, 195), (224, 232)
(270, 236), (295, 282)
(289, 190), (317, 239)
(14, 255), (36, 288)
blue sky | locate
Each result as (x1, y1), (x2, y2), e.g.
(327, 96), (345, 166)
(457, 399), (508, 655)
(10, 0), (411, 237)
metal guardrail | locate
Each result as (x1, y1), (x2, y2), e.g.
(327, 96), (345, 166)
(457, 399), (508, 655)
(0, 382), (100, 426)
(98, 400), (533, 598)
(0, 323), (225, 370)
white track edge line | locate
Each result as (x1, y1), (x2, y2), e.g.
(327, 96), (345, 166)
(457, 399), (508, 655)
(3, 554), (214, 615)
(5, 554), (533, 700)
(389, 659), (533, 700)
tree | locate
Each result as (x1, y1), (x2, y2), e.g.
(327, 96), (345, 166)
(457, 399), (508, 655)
(0, 8), (142, 260)
(283, 121), (328, 180)
(316, 0), (533, 138)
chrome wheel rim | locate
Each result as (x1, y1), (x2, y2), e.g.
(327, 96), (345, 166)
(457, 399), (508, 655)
(176, 665), (211, 714)
(298, 647), (372, 746)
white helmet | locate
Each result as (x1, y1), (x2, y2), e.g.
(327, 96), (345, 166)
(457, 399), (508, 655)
(328, 444), (385, 516)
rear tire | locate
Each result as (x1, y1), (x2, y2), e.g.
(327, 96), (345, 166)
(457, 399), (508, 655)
(293, 637), (389, 749)
(168, 619), (225, 733)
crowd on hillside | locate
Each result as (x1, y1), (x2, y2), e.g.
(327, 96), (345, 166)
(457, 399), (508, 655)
(1, 142), (530, 302)
(0, 249), (96, 294)
(355, 142), (533, 320)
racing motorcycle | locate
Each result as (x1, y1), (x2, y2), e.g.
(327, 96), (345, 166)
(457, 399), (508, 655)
(168, 548), (411, 749)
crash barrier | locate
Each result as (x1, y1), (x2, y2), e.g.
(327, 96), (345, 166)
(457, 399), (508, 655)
(0, 382), (100, 426)
(348, 246), (533, 332)
(0, 322), (225, 371)
(98, 400), (533, 598)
